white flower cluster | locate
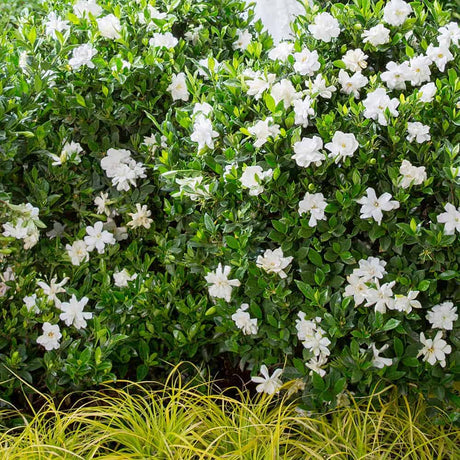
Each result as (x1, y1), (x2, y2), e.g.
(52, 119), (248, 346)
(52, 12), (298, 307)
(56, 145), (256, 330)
(2, 203), (43, 249)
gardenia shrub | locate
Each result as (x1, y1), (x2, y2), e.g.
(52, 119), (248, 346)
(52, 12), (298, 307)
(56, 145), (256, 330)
(0, 0), (458, 410)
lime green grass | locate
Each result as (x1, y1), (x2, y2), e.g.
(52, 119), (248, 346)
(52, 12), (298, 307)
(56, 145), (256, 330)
(1, 366), (458, 459)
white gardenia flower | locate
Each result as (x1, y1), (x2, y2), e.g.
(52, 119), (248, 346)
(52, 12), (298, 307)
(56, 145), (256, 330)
(325, 131), (359, 163)
(268, 41), (294, 61)
(308, 12), (340, 43)
(292, 136), (324, 168)
(45, 12), (70, 39)
(418, 331), (452, 367)
(426, 44), (453, 72)
(74, 0), (102, 18)
(357, 187), (399, 225)
(233, 29), (252, 51)
(37, 277), (69, 305)
(204, 263), (241, 302)
(84, 221), (116, 254)
(0, 267), (15, 297)
(46, 221), (66, 239)
(398, 160), (427, 189)
(298, 192), (327, 227)
(231, 303), (258, 335)
(128, 204), (153, 229)
(362, 24), (391, 46)
(303, 332), (331, 357)
(344, 274), (369, 306)
(307, 74), (336, 99)
(191, 115), (219, 151)
(270, 79), (301, 108)
(244, 70), (276, 100)
(23, 294), (39, 313)
(293, 48), (320, 76)
(59, 295), (92, 329)
(383, 0), (412, 27)
(256, 247), (293, 279)
(437, 203), (460, 235)
(426, 302), (458, 330)
(293, 97), (315, 128)
(37, 322), (62, 351)
(104, 219), (128, 241)
(173, 176), (211, 201)
(248, 118), (280, 148)
(380, 61), (411, 90)
(364, 280), (396, 314)
(50, 141), (84, 166)
(408, 56), (431, 86)
(3, 219), (28, 240)
(149, 32), (178, 48)
(69, 44), (97, 70)
(184, 25), (202, 44)
(66, 240), (89, 266)
(371, 344), (393, 368)
(306, 355), (328, 377)
(418, 82), (437, 103)
(138, 6), (167, 28)
(362, 88), (399, 126)
(392, 291), (422, 313)
(168, 72), (189, 101)
(438, 22), (460, 48)
(113, 269), (138, 288)
(338, 70), (368, 98)
(251, 365), (283, 395)
(354, 257), (387, 281)
(97, 14), (121, 39)
(296, 313), (325, 342)
(407, 122), (431, 143)
(94, 191), (111, 216)
(342, 48), (368, 73)
(240, 165), (273, 196)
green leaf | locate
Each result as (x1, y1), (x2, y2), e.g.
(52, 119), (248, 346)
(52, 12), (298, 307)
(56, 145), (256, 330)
(308, 249), (323, 267)
(382, 319), (401, 332)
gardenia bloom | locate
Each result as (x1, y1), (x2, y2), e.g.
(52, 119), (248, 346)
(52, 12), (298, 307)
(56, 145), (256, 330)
(426, 302), (458, 330)
(233, 29), (252, 50)
(240, 166), (273, 196)
(248, 118), (280, 148)
(296, 313), (325, 342)
(268, 41), (294, 61)
(292, 136), (324, 168)
(398, 160), (427, 188)
(303, 332), (331, 357)
(371, 344), (393, 368)
(84, 221), (116, 254)
(426, 44), (453, 72)
(244, 70), (276, 100)
(408, 56), (431, 86)
(0, 267), (15, 297)
(344, 274), (369, 306)
(192, 102), (213, 117)
(174, 176), (210, 201)
(418, 82), (437, 103)
(393, 291), (422, 313)
(23, 294), (39, 313)
(307, 74), (336, 99)
(74, 0), (102, 18)
(231, 303), (258, 335)
(138, 6), (167, 28)
(383, 0), (412, 27)
(338, 70), (368, 98)
(69, 44), (97, 70)
(362, 24), (390, 46)
(45, 12), (70, 39)
(204, 263), (241, 302)
(184, 25), (202, 44)
(251, 365), (283, 395)
(362, 88), (399, 126)
(190, 115), (218, 151)
(380, 61), (411, 90)
(149, 32), (178, 48)
(59, 295), (92, 329)
(306, 355), (328, 377)
(437, 203), (460, 235)
(46, 221), (66, 239)
(364, 280), (396, 314)
(325, 131), (359, 163)
(37, 277), (69, 305)
(113, 269), (138, 288)
(66, 240), (89, 266)
(94, 191), (111, 216)
(342, 48), (368, 73)
(293, 49), (320, 76)
(97, 14), (121, 39)
(406, 122), (430, 143)
(298, 192), (327, 227)
(357, 187), (399, 225)
(37, 322), (62, 351)
(438, 21), (460, 48)
(127, 204), (153, 229)
(293, 97), (315, 127)
(308, 12), (340, 42)
(418, 331), (452, 367)
(50, 141), (84, 166)
(256, 247), (293, 279)
(354, 257), (387, 281)
(168, 72), (189, 101)
(270, 79), (301, 108)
